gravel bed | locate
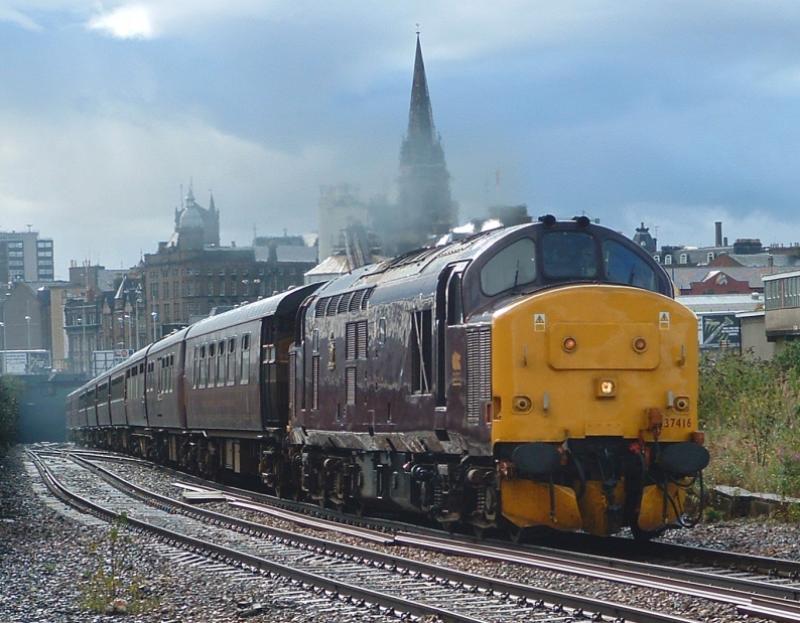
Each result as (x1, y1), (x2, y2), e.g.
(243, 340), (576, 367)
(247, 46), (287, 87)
(85, 450), (773, 623)
(0, 446), (396, 623)
(657, 518), (800, 560)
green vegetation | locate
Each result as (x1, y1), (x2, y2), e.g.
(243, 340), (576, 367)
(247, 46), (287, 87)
(80, 514), (158, 615)
(0, 376), (19, 454)
(700, 342), (800, 497)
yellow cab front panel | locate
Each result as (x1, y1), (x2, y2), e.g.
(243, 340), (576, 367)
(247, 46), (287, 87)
(491, 284), (700, 535)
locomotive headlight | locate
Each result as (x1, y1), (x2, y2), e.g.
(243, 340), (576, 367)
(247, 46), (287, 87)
(632, 337), (648, 353)
(596, 379), (616, 398)
(512, 395), (533, 413)
(562, 336), (577, 353)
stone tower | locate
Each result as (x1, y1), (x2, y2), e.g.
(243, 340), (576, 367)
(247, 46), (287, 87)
(389, 34), (457, 254)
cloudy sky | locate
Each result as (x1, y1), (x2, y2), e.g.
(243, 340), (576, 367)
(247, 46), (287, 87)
(3, 1), (800, 277)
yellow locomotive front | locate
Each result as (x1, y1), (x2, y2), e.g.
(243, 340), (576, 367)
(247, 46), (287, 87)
(491, 285), (707, 537)
(459, 218), (710, 539)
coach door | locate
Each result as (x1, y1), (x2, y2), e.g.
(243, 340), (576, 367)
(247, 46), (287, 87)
(260, 319), (279, 427)
(435, 263), (467, 413)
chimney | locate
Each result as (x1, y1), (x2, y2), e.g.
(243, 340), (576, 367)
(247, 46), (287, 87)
(715, 221), (723, 247)
(723, 236), (728, 247)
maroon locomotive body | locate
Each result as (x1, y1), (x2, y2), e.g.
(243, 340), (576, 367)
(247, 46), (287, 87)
(68, 219), (708, 537)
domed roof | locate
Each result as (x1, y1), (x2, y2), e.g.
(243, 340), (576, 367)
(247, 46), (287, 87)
(179, 205), (205, 230)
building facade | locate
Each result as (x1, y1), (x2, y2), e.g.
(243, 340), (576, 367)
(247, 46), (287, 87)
(763, 270), (800, 352)
(143, 188), (316, 339)
(0, 230), (54, 283)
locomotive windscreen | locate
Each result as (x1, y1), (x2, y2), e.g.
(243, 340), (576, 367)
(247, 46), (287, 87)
(541, 231), (597, 279)
(602, 239), (657, 291)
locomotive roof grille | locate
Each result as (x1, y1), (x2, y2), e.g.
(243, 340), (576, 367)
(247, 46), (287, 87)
(314, 287), (375, 318)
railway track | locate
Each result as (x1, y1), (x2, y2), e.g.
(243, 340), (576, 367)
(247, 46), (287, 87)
(56, 445), (800, 621)
(29, 448), (689, 623)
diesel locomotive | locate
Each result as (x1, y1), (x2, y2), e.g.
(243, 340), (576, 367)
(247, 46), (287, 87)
(67, 216), (709, 538)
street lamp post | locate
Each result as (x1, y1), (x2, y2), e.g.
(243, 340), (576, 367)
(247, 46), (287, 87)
(118, 314), (125, 351)
(124, 314), (132, 352)
(151, 311), (158, 343)
(0, 321), (4, 351)
(24, 315), (31, 349)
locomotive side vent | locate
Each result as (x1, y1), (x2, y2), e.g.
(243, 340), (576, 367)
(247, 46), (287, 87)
(466, 325), (492, 426)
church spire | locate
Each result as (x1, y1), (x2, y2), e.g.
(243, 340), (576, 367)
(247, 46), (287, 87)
(208, 190), (216, 212)
(407, 33), (435, 141)
(378, 32), (456, 255)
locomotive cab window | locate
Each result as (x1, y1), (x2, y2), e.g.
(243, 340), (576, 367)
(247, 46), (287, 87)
(541, 231), (597, 279)
(480, 237), (537, 296)
(602, 239), (657, 292)
(410, 309), (433, 394)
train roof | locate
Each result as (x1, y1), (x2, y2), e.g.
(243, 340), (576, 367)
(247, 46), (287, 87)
(148, 325), (190, 355)
(185, 282), (323, 339)
(311, 220), (673, 309)
(313, 226), (510, 300)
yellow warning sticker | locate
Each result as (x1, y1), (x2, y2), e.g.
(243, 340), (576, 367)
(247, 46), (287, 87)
(659, 311), (670, 330)
(533, 313), (546, 332)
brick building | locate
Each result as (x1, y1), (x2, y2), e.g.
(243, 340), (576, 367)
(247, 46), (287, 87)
(143, 187), (316, 339)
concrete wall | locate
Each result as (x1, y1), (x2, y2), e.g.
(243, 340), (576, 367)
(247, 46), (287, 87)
(740, 314), (775, 360)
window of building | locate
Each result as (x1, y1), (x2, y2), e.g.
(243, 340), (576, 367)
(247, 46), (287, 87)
(664, 255), (672, 265)
(679, 253), (688, 265)
(653, 254), (660, 263)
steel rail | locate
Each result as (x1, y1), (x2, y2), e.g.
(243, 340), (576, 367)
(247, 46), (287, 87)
(68, 446), (800, 621)
(28, 450), (485, 623)
(45, 450), (695, 623)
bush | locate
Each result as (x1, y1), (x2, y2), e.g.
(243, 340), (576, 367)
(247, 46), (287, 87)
(0, 376), (19, 454)
(700, 342), (800, 496)
(80, 513), (158, 615)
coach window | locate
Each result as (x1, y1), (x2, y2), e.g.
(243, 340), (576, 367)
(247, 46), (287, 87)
(209, 342), (216, 387)
(217, 340), (226, 386)
(199, 345), (206, 388)
(227, 338), (236, 386)
(167, 353), (175, 394)
(240, 334), (251, 384)
(542, 231), (597, 279)
(480, 238), (537, 296)
(602, 240), (657, 292)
